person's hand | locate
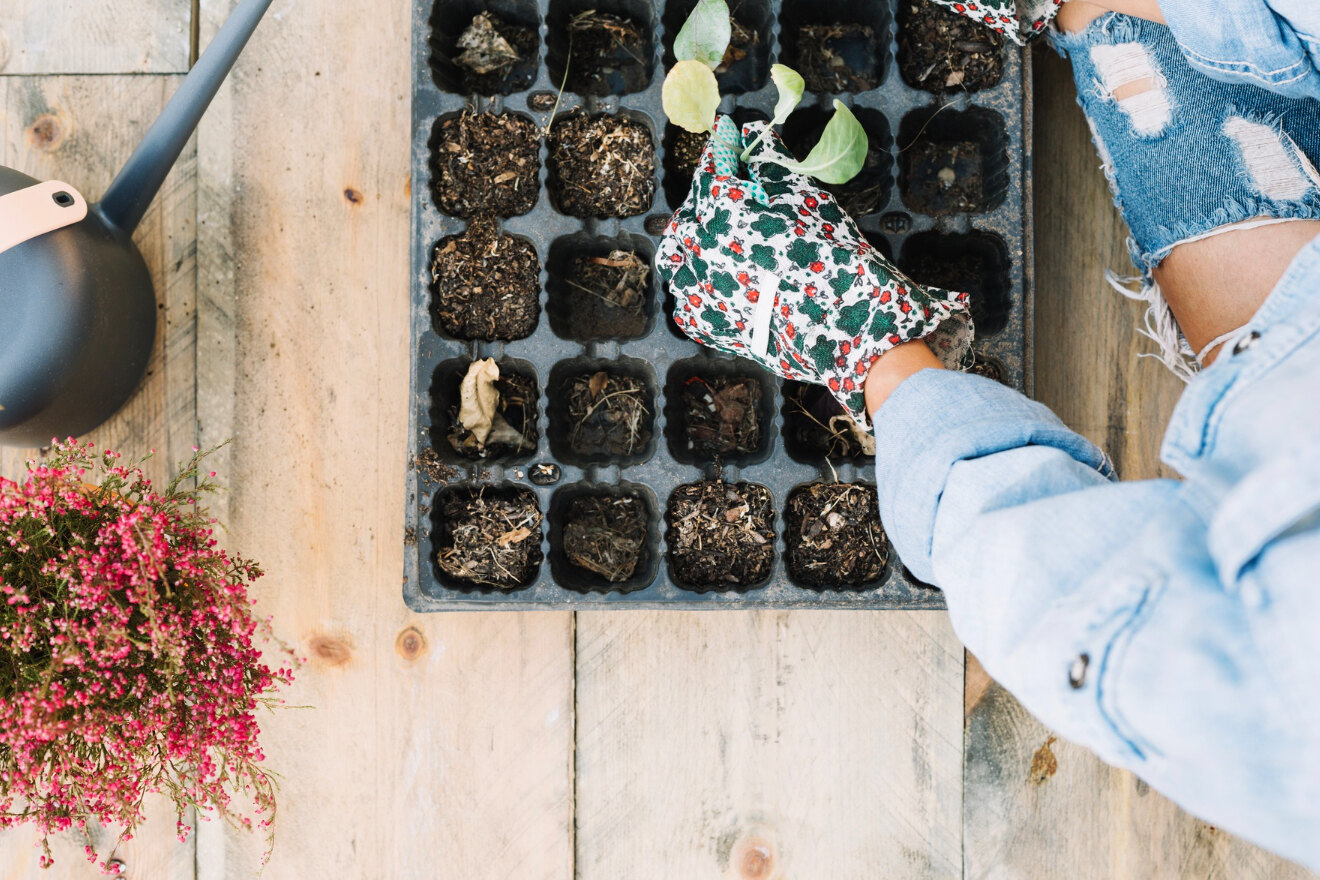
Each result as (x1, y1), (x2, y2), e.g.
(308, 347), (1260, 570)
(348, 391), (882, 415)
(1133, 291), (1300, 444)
(656, 116), (973, 423)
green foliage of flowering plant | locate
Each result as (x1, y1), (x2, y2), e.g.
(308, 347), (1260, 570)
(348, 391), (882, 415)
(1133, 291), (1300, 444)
(661, 0), (867, 184)
(0, 440), (297, 870)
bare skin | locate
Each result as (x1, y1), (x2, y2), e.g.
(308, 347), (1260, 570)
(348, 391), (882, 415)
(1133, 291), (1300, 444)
(866, 0), (1320, 417)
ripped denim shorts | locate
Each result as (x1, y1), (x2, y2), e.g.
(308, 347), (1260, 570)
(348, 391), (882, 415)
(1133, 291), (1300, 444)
(1051, 14), (1320, 375)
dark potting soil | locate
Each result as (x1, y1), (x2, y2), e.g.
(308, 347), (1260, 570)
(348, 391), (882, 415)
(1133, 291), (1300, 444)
(666, 480), (775, 588)
(795, 23), (881, 94)
(430, 219), (540, 341)
(715, 16), (761, 87)
(429, 112), (540, 219)
(564, 10), (650, 96)
(453, 11), (539, 95)
(784, 483), (887, 588)
(904, 141), (984, 215)
(562, 494), (649, 583)
(898, 0), (1005, 93)
(564, 250), (650, 339)
(901, 249), (993, 327)
(680, 375), (761, 458)
(446, 372), (540, 460)
(435, 488), (543, 589)
(783, 113), (889, 218)
(784, 382), (871, 461)
(967, 353), (1005, 383)
(565, 371), (652, 458)
(670, 128), (708, 179)
(548, 114), (657, 218)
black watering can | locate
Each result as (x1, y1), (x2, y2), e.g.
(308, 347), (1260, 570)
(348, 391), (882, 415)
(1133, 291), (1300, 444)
(0, 0), (273, 447)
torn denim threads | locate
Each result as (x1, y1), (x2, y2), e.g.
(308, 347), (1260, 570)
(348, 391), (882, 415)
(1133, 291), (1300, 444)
(1052, 13), (1320, 274)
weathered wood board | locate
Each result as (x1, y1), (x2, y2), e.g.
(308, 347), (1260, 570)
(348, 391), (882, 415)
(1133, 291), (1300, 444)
(0, 1), (190, 75)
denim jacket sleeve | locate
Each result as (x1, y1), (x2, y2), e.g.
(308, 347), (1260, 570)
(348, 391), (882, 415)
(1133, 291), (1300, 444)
(1157, 0), (1320, 100)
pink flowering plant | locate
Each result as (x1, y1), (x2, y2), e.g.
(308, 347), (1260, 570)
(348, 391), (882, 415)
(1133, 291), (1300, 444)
(0, 440), (295, 869)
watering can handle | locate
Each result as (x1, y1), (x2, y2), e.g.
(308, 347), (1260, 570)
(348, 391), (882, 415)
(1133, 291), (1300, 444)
(0, 181), (89, 257)
(97, 0), (274, 234)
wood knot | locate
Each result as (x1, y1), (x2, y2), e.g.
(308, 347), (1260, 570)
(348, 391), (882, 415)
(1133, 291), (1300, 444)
(343, 187), (364, 204)
(307, 633), (354, 667)
(729, 834), (778, 880)
(26, 113), (67, 152)
(1028, 735), (1058, 785)
(395, 626), (427, 661)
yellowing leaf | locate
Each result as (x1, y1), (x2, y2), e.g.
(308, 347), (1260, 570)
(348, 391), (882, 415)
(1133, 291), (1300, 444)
(673, 0), (730, 69)
(783, 100), (867, 185)
(663, 60), (720, 134)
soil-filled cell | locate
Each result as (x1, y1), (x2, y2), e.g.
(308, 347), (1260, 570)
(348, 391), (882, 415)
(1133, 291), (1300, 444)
(547, 113), (657, 218)
(429, 0), (541, 95)
(428, 111), (540, 218)
(432, 485), (543, 591)
(968, 351), (1008, 384)
(782, 381), (873, 463)
(784, 482), (888, 589)
(546, 0), (655, 96)
(662, 0), (772, 94)
(662, 125), (709, 210)
(899, 230), (1012, 336)
(663, 358), (775, 466)
(898, 106), (1010, 215)
(666, 479), (775, 591)
(547, 358), (657, 465)
(549, 484), (659, 592)
(897, 0), (1005, 93)
(430, 219), (541, 341)
(429, 358), (540, 464)
(782, 106), (893, 218)
(778, 0), (891, 93)
(547, 233), (655, 341)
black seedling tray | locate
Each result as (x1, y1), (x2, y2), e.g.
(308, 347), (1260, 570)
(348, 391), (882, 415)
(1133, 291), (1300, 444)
(405, 0), (1033, 610)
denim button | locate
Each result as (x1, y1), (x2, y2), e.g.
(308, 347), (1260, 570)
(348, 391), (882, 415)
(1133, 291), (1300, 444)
(1232, 330), (1261, 355)
(1068, 653), (1090, 689)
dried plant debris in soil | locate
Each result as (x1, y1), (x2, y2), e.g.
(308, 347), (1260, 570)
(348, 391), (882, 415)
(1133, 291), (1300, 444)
(785, 483), (887, 588)
(786, 383), (875, 459)
(548, 115), (656, 218)
(430, 112), (540, 219)
(898, 0), (1004, 92)
(412, 447), (458, 483)
(905, 141), (983, 214)
(967, 354), (1003, 382)
(431, 219), (540, 341)
(564, 250), (650, 339)
(795, 24), (880, 94)
(566, 371), (651, 457)
(563, 494), (649, 583)
(718, 18), (759, 73)
(448, 370), (539, 460)
(667, 480), (774, 588)
(436, 489), (543, 589)
(564, 10), (650, 96)
(681, 376), (761, 457)
(453, 11), (538, 94)
(669, 128), (709, 180)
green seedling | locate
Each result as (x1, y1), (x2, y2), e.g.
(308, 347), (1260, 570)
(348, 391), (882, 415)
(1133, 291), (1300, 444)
(661, 0), (866, 184)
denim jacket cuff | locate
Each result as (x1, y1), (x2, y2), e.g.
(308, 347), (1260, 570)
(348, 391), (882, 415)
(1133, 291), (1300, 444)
(872, 369), (1116, 582)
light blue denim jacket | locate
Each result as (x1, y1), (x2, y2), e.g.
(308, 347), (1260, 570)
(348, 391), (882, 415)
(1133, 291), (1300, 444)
(873, 227), (1320, 869)
(1157, 0), (1320, 100)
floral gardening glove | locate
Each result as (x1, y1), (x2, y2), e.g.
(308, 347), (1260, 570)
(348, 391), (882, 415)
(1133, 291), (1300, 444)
(657, 116), (973, 423)
(928, 0), (1064, 45)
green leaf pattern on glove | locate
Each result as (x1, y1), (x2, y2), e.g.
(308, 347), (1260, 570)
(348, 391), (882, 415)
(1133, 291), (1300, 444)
(927, 0), (1065, 45)
(657, 117), (974, 423)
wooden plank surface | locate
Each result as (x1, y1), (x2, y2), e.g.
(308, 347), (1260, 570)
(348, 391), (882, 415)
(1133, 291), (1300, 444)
(958, 44), (1319, 880)
(0, 75), (198, 878)
(192, 0), (575, 876)
(0, 1), (189, 75)
(574, 611), (964, 879)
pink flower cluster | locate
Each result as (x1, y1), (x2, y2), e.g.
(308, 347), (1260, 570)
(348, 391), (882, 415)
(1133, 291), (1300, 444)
(0, 440), (295, 870)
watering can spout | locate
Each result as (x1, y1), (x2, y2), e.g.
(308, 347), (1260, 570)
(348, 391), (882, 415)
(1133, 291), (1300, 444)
(97, 0), (274, 233)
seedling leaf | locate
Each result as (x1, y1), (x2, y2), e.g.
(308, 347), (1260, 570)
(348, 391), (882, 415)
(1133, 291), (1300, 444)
(674, 0), (731, 69)
(782, 100), (867, 184)
(663, 60), (721, 134)
(769, 64), (804, 125)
